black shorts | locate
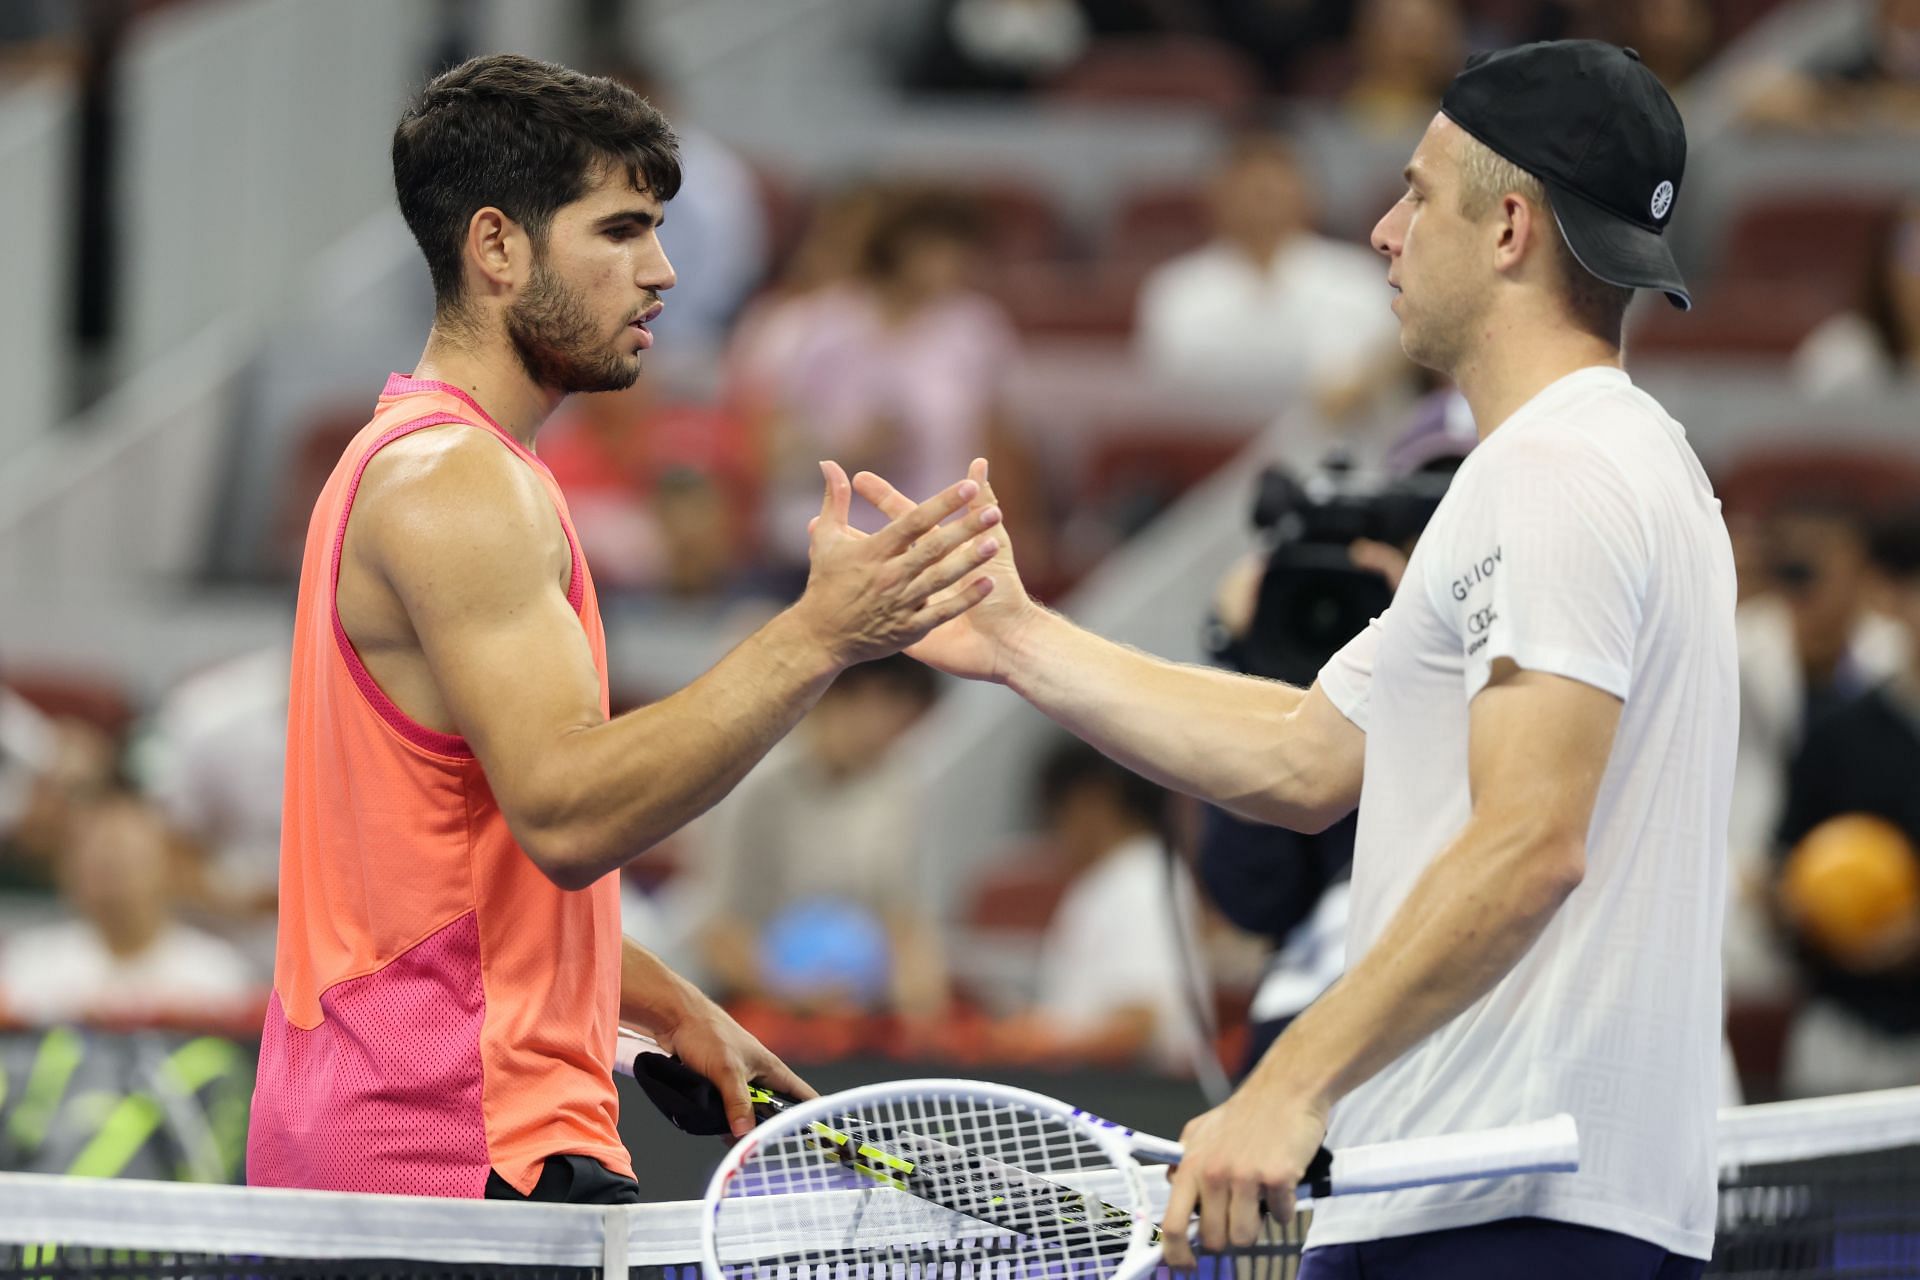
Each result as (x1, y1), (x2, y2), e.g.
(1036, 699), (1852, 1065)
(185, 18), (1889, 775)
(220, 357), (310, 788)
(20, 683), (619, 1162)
(483, 1154), (641, 1205)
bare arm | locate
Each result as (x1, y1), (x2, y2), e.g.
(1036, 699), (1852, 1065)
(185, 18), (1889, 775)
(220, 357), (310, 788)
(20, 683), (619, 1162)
(362, 434), (1000, 888)
(1160, 661), (1623, 1261)
(618, 937), (815, 1136)
(852, 461), (1363, 831)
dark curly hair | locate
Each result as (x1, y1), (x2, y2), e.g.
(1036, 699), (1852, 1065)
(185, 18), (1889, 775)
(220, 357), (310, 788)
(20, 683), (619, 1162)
(392, 54), (682, 314)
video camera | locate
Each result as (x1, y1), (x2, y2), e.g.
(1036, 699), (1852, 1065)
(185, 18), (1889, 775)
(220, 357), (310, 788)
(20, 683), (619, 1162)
(1213, 458), (1457, 685)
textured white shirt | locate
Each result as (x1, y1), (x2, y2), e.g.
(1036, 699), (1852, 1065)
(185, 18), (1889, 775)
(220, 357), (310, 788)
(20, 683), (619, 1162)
(1310, 366), (1737, 1259)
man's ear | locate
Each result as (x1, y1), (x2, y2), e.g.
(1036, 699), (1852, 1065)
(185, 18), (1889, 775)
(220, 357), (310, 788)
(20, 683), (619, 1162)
(464, 206), (529, 297)
(1491, 193), (1544, 278)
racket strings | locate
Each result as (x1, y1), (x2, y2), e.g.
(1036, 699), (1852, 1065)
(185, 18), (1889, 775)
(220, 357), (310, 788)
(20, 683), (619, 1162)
(711, 1091), (1147, 1280)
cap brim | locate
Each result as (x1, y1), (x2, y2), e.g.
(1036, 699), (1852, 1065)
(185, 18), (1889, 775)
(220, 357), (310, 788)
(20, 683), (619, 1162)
(1547, 183), (1692, 311)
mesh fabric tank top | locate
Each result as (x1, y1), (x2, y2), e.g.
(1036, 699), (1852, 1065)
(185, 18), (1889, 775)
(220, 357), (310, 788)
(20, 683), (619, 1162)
(247, 374), (630, 1196)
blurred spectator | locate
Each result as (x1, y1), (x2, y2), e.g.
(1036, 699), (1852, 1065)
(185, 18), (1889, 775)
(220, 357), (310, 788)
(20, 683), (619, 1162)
(1134, 132), (1398, 406)
(1340, 0), (1464, 134)
(1023, 740), (1205, 1073)
(1737, 0), (1920, 135)
(539, 378), (760, 598)
(596, 60), (769, 355)
(726, 187), (1027, 567)
(690, 656), (948, 1016)
(1726, 499), (1909, 998)
(1792, 197), (1920, 399)
(0, 793), (258, 1026)
(0, 690), (117, 896)
(1771, 505), (1920, 1095)
(136, 644), (288, 922)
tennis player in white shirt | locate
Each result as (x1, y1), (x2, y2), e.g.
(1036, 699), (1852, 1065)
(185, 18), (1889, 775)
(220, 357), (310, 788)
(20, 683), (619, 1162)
(855, 40), (1735, 1279)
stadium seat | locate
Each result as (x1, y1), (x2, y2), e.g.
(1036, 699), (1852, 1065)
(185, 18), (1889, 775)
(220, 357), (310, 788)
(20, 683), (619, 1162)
(1714, 446), (1920, 517)
(1109, 185), (1212, 266)
(1047, 37), (1264, 121)
(4, 669), (137, 737)
(984, 260), (1148, 338)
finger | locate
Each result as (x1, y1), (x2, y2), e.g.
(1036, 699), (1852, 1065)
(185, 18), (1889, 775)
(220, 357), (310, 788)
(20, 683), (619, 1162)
(1195, 1169), (1230, 1254)
(710, 1058), (756, 1139)
(754, 1053), (818, 1102)
(875, 477), (980, 556)
(906, 524), (1002, 602)
(1267, 1178), (1298, 1223)
(817, 460), (853, 531)
(1227, 1177), (1264, 1249)
(1159, 1167), (1199, 1270)
(852, 470), (917, 522)
(901, 502), (1002, 581)
(906, 576), (994, 635)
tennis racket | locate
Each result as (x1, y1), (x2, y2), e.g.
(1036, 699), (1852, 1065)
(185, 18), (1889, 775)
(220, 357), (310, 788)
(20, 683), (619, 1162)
(697, 1076), (1579, 1280)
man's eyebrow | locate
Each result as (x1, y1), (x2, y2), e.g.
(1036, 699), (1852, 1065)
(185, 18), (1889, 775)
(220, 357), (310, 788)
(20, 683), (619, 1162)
(596, 208), (662, 230)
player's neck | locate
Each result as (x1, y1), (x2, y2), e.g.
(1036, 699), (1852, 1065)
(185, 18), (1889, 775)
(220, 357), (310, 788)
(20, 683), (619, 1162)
(412, 325), (565, 452)
(1453, 317), (1622, 442)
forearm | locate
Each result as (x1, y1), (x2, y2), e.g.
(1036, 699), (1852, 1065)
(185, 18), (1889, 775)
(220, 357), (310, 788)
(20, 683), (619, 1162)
(1004, 609), (1326, 826)
(618, 937), (706, 1036)
(1249, 815), (1581, 1110)
(524, 610), (838, 885)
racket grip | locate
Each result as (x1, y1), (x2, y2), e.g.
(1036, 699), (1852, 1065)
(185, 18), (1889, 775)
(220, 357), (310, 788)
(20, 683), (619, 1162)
(1325, 1112), (1579, 1195)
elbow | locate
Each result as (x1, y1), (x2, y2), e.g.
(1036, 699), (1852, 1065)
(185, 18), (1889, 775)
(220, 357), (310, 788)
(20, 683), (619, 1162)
(519, 827), (603, 892)
(1518, 836), (1585, 917)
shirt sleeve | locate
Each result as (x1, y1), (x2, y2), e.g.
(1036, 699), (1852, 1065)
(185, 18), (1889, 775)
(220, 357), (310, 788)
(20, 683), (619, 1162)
(1444, 439), (1649, 703)
(1317, 615), (1384, 732)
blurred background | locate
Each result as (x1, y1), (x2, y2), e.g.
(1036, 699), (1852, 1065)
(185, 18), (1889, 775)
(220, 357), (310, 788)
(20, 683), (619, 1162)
(1, 0), (1918, 1198)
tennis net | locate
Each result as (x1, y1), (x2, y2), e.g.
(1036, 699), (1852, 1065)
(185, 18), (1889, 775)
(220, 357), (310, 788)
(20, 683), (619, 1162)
(1, 1087), (1913, 1279)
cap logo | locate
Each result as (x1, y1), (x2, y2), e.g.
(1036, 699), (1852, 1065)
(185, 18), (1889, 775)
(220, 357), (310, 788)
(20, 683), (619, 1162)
(1651, 180), (1674, 220)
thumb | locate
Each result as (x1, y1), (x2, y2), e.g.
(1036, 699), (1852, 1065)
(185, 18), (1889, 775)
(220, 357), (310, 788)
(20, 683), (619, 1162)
(818, 460), (852, 530)
(715, 1068), (756, 1140)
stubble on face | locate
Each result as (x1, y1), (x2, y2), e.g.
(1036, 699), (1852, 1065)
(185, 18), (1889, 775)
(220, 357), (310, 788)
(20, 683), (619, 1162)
(505, 256), (642, 395)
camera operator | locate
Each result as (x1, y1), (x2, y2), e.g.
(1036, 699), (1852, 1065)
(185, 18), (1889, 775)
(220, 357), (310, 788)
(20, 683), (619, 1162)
(1199, 392), (1474, 1074)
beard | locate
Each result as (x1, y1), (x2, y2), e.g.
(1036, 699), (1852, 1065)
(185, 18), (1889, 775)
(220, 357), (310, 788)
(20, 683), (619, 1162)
(505, 260), (642, 395)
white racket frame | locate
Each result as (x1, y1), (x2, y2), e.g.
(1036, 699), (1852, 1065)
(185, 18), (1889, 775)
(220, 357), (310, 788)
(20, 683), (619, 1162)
(698, 1076), (1581, 1280)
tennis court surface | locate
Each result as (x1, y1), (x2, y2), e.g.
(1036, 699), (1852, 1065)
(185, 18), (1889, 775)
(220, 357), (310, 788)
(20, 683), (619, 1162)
(3, 1087), (1915, 1280)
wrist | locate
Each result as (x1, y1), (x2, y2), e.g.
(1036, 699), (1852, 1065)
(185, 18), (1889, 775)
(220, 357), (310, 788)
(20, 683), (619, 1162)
(997, 602), (1059, 690)
(768, 604), (848, 686)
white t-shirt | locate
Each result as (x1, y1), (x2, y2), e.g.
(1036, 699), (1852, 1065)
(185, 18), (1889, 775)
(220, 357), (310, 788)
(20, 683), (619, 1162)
(1033, 835), (1204, 1074)
(0, 919), (260, 1025)
(1310, 366), (1737, 1259)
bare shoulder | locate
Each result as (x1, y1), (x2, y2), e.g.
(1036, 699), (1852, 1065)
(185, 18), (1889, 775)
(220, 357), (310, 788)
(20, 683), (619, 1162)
(349, 424), (570, 605)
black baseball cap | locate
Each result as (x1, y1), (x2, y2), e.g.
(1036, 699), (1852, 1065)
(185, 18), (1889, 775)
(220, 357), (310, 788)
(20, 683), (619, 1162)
(1440, 40), (1691, 310)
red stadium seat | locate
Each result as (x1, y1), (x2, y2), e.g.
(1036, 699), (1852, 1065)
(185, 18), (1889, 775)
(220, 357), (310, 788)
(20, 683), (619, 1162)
(960, 177), (1072, 262)
(5, 669), (137, 738)
(1713, 446), (1920, 519)
(1047, 37), (1264, 121)
(984, 260), (1149, 338)
(963, 844), (1076, 933)
(1110, 185), (1212, 266)
(1079, 428), (1248, 514)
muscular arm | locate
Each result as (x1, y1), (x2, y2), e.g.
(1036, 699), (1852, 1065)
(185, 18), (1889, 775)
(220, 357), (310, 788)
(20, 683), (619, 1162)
(1249, 661), (1619, 1109)
(360, 433), (993, 889)
(1002, 609), (1365, 832)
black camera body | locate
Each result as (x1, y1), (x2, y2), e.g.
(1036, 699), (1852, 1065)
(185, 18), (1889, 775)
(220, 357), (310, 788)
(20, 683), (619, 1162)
(1224, 460), (1455, 685)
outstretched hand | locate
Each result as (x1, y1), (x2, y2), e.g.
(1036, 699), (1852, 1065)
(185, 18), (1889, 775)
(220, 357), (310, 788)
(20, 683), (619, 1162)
(851, 458), (1041, 684)
(790, 460), (1003, 670)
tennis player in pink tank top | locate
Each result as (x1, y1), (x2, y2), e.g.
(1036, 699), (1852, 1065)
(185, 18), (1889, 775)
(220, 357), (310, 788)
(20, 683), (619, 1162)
(248, 54), (1006, 1203)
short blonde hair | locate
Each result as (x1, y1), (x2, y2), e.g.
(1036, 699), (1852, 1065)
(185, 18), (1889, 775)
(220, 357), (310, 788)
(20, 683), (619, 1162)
(1454, 132), (1634, 340)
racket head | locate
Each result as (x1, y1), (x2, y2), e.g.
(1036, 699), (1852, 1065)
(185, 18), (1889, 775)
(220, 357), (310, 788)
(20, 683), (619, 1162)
(701, 1078), (1159, 1280)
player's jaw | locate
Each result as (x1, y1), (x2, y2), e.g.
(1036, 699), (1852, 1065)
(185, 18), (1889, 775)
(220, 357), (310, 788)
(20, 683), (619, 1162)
(505, 260), (650, 395)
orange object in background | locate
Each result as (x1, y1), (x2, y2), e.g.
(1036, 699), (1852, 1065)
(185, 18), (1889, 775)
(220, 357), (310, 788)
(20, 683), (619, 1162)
(1780, 813), (1920, 968)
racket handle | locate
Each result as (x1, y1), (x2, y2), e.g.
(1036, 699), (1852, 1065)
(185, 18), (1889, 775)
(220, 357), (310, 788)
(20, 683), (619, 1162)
(1322, 1112), (1579, 1195)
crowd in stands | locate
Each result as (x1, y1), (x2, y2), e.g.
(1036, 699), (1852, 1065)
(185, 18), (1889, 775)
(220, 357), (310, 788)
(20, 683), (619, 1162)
(2, 3), (1919, 1188)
